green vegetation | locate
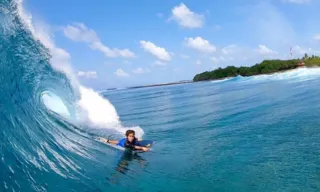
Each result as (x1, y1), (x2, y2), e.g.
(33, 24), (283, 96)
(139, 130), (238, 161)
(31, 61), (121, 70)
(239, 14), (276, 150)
(193, 54), (320, 82)
(303, 54), (320, 66)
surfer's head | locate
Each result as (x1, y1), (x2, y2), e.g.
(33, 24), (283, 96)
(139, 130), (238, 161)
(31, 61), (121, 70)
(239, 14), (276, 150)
(125, 130), (135, 142)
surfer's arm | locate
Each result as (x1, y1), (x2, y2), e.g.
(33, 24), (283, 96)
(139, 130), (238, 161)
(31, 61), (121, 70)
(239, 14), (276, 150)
(134, 145), (149, 152)
(102, 138), (118, 145)
(108, 140), (119, 145)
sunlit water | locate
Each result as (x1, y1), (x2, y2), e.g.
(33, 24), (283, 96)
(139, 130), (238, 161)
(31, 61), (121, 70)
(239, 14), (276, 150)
(101, 74), (320, 191)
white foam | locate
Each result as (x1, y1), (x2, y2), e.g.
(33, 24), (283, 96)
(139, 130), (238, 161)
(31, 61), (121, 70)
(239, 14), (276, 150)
(16, 0), (144, 137)
(210, 78), (229, 83)
(247, 67), (320, 82)
(76, 86), (144, 137)
(76, 86), (120, 126)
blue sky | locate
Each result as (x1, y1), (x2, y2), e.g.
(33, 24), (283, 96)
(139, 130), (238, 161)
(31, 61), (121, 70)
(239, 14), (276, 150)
(24, 0), (320, 89)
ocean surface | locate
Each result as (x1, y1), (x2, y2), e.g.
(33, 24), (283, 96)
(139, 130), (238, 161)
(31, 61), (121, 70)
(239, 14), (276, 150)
(1, 0), (320, 191)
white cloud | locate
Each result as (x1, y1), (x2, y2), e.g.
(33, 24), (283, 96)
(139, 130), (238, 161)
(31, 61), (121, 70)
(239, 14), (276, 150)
(214, 44), (278, 63)
(114, 68), (129, 77)
(153, 60), (167, 66)
(77, 71), (97, 78)
(90, 42), (135, 58)
(196, 60), (201, 65)
(221, 44), (237, 55)
(211, 55), (238, 64)
(64, 23), (99, 43)
(218, 44), (256, 63)
(140, 40), (171, 61)
(132, 67), (150, 74)
(283, 0), (310, 3)
(185, 37), (216, 53)
(256, 45), (278, 55)
(170, 3), (204, 29)
(64, 23), (135, 58)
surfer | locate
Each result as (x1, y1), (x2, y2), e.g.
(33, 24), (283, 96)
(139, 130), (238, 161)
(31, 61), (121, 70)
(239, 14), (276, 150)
(103, 130), (150, 152)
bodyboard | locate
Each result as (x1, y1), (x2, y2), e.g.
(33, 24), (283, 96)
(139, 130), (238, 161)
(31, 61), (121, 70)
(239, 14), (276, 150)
(94, 137), (154, 153)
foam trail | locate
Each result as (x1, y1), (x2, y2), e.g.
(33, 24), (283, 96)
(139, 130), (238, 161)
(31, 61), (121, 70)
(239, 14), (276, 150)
(16, 0), (144, 137)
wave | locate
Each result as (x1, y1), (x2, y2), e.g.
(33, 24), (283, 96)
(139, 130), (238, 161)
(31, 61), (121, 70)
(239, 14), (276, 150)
(0, 1), (143, 191)
(15, 0), (144, 136)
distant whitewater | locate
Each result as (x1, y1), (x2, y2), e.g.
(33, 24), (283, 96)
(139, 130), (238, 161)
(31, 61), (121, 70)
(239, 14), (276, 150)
(211, 67), (320, 84)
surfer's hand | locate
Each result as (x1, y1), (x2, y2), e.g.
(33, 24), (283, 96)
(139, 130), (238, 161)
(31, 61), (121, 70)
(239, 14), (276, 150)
(142, 147), (149, 152)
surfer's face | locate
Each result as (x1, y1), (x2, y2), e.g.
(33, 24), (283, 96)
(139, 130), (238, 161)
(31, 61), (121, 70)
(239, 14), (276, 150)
(127, 133), (135, 142)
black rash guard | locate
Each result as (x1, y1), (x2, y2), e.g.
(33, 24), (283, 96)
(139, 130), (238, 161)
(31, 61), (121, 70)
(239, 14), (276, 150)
(124, 138), (138, 150)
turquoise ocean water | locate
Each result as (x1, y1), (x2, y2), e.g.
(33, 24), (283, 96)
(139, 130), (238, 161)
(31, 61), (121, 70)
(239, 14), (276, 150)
(1, 0), (320, 191)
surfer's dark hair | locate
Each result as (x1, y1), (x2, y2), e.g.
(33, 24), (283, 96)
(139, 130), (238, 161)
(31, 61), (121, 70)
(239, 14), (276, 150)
(125, 130), (135, 136)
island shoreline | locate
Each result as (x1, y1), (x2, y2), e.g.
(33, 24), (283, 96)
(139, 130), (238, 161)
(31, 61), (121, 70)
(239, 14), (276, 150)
(105, 56), (320, 91)
(193, 55), (320, 82)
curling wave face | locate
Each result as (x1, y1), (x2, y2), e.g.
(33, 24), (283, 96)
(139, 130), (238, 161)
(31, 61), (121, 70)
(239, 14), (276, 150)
(0, 0), (143, 191)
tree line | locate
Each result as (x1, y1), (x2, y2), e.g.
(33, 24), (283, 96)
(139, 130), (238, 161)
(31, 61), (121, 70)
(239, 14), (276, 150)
(193, 54), (320, 82)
